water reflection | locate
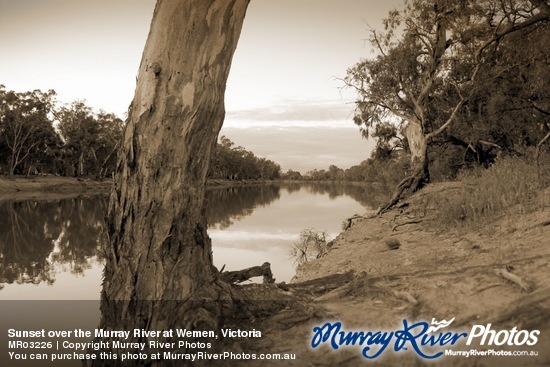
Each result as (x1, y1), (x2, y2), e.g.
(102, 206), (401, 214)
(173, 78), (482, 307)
(299, 182), (393, 209)
(0, 182), (392, 296)
(206, 185), (281, 229)
(0, 198), (107, 288)
(206, 182), (392, 229)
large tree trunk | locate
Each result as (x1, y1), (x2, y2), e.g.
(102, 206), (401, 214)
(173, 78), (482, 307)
(402, 121), (430, 189)
(90, 1), (249, 365)
(378, 121), (429, 214)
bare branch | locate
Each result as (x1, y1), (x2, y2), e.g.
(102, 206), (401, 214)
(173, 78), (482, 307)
(370, 29), (388, 57)
(426, 95), (469, 140)
(476, 2), (550, 61)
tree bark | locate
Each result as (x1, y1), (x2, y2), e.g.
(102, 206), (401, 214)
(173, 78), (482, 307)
(378, 121), (429, 214)
(90, 1), (250, 365)
(78, 151), (85, 177)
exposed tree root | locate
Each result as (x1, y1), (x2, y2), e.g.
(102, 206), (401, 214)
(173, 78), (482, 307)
(391, 219), (423, 232)
(343, 214), (365, 230)
(377, 166), (429, 215)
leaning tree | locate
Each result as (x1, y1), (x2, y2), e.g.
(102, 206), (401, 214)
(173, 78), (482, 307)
(345, 0), (549, 212)
(90, 0), (250, 365)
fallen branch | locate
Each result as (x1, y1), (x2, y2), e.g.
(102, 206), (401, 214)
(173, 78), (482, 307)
(221, 262), (275, 284)
(495, 268), (532, 292)
(314, 282), (356, 302)
(471, 283), (502, 294)
(314, 277), (368, 302)
(365, 254), (548, 282)
(393, 290), (418, 305)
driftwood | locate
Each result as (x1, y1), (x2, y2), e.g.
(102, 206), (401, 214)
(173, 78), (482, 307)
(495, 268), (532, 292)
(221, 262), (275, 284)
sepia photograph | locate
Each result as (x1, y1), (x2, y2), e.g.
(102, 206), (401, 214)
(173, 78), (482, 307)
(0, 0), (549, 366)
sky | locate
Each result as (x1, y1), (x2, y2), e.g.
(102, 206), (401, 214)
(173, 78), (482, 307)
(0, 0), (404, 173)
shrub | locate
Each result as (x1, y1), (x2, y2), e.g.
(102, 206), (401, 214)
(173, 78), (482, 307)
(290, 229), (331, 267)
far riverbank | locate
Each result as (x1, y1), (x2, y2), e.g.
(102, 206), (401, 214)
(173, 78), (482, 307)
(0, 175), (282, 202)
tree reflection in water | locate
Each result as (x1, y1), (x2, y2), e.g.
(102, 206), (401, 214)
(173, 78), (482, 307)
(206, 185), (281, 229)
(299, 182), (393, 209)
(205, 182), (392, 230)
(0, 197), (108, 287)
(0, 183), (391, 289)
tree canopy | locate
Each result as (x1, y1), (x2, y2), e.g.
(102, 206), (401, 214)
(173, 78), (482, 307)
(345, 0), (549, 199)
(1, 87), (279, 181)
(0, 87), (59, 175)
(0, 86), (124, 178)
(209, 136), (281, 180)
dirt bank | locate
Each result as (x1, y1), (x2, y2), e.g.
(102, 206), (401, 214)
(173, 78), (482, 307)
(252, 182), (549, 366)
(0, 176), (277, 202)
(0, 175), (111, 202)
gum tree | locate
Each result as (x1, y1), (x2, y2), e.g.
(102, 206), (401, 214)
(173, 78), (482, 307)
(0, 87), (57, 175)
(345, 0), (550, 211)
(91, 1), (250, 365)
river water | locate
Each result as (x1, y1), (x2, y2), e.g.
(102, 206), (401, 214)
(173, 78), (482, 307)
(0, 183), (387, 300)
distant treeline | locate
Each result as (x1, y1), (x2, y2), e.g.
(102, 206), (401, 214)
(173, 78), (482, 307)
(0, 86), (283, 180)
(281, 156), (409, 188)
(0, 86), (123, 178)
(209, 136), (281, 180)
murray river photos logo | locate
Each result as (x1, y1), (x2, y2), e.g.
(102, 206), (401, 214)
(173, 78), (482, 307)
(310, 318), (540, 360)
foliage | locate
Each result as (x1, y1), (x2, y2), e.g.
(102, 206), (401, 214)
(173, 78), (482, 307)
(57, 101), (124, 178)
(345, 153), (410, 186)
(0, 86), (124, 178)
(300, 148), (410, 188)
(290, 229), (331, 267)
(449, 21), (550, 156)
(345, 0), (550, 182)
(281, 169), (303, 180)
(0, 88), (283, 181)
(0, 86), (60, 175)
(209, 135), (282, 180)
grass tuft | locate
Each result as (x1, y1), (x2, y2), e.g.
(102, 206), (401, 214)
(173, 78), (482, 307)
(431, 156), (548, 229)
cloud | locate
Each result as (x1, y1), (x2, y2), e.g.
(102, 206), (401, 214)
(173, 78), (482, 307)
(226, 99), (356, 126)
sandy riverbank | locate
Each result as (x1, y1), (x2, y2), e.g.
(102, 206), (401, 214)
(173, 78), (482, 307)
(264, 181), (550, 366)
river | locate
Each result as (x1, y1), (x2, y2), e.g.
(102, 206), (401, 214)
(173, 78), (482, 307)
(0, 182), (388, 300)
